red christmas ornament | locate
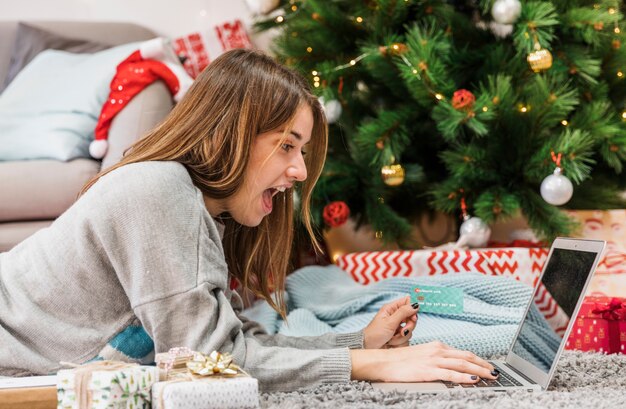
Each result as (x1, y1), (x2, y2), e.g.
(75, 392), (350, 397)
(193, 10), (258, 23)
(451, 89), (476, 111)
(323, 201), (350, 227)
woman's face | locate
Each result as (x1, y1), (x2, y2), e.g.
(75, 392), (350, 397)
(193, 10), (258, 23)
(206, 104), (313, 226)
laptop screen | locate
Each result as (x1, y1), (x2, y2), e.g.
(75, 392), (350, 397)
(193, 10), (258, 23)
(510, 248), (598, 373)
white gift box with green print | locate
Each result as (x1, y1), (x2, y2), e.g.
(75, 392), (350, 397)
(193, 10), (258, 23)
(57, 364), (159, 409)
(152, 376), (259, 409)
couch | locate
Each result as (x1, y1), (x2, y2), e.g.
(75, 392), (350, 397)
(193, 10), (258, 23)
(0, 21), (175, 252)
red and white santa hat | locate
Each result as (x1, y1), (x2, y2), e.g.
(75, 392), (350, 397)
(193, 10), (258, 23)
(89, 38), (194, 159)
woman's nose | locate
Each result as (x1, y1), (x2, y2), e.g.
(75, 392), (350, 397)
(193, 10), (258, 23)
(288, 153), (308, 182)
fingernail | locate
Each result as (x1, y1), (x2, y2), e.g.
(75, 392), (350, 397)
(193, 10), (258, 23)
(491, 369), (499, 377)
(411, 302), (419, 310)
(471, 375), (478, 380)
(400, 322), (407, 328)
(403, 329), (409, 336)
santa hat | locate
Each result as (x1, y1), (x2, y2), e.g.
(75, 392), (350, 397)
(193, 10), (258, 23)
(89, 38), (194, 159)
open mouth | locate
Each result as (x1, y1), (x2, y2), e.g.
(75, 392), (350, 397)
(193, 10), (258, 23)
(262, 186), (287, 213)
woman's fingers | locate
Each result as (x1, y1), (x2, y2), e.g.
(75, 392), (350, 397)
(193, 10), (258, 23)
(436, 356), (497, 380)
(441, 348), (495, 373)
(387, 332), (410, 347)
(433, 368), (481, 384)
(381, 296), (411, 316)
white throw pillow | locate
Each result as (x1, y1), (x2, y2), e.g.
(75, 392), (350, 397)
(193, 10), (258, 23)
(0, 43), (140, 161)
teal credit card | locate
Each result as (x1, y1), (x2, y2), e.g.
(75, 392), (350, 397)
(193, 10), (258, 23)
(410, 285), (464, 314)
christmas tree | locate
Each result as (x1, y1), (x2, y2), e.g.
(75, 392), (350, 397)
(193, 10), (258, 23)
(255, 0), (626, 245)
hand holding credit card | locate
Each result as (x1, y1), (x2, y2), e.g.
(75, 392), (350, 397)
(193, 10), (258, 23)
(410, 285), (464, 314)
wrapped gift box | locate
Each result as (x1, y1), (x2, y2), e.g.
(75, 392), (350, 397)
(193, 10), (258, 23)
(173, 20), (252, 79)
(335, 247), (548, 287)
(152, 376), (259, 409)
(57, 363), (159, 409)
(567, 210), (626, 297)
(565, 297), (626, 354)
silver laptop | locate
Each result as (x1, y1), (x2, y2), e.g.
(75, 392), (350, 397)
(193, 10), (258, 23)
(372, 237), (606, 393)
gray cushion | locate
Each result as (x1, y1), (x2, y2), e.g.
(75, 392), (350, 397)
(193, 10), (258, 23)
(0, 159), (99, 222)
(0, 21), (157, 94)
(102, 81), (174, 170)
(1, 23), (109, 92)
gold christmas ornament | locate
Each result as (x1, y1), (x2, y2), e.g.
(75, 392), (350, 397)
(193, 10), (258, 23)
(381, 164), (405, 186)
(527, 44), (553, 72)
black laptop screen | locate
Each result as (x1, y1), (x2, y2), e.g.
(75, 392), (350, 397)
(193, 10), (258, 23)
(511, 248), (597, 373)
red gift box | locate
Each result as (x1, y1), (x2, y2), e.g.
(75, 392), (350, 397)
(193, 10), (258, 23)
(565, 297), (626, 354)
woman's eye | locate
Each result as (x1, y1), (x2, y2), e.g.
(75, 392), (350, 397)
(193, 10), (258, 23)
(301, 150), (307, 156)
(281, 143), (294, 152)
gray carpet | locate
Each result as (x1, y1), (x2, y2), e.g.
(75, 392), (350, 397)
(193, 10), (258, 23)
(261, 351), (626, 408)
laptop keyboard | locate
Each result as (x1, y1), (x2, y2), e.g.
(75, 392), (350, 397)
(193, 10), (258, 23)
(442, 362), (523, 389)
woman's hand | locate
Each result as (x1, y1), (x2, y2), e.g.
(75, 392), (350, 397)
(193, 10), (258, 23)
(363, 296), (419, 349)
(351, 341), (499, 384)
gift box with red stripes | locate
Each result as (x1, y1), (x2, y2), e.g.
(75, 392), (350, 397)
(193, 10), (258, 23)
(335, 248), (548, 287)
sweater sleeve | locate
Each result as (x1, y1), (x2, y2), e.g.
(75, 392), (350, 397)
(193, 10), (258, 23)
(90, 162), (354, 392)
(134, 286), (353, 392)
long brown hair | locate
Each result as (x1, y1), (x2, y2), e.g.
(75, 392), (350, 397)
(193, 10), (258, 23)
(81, 49), (328, 317)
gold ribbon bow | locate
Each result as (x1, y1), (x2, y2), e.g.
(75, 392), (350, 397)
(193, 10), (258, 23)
(186, 351), (249, 377)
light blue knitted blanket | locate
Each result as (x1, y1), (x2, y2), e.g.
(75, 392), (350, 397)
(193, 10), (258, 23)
(242, 265), (535, 356)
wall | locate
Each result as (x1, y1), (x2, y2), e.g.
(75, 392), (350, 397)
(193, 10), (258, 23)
(0, 0), (272, 46)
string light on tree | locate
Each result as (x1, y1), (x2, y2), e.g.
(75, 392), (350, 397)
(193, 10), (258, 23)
(540, 151), (574, 206)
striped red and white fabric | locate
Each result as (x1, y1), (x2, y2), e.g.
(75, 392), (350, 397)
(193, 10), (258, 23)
(336, 248), (549, 288)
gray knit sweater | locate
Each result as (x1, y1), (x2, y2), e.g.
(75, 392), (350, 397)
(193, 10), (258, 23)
(0, 161), (363, 392)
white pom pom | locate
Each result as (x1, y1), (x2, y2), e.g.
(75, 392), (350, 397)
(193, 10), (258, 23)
(89, 139), (109, 159)
(245, 0), (280, 14)
(319, 97), (342, 124)
(491, 0), (522, 25)
(162, 62), (194, 102)
(140, 38), (167, 60)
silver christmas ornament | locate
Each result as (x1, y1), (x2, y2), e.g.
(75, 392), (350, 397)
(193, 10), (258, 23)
(490, 22), (514, 38)
(540, 167), (573, 206)
(244, 0), (280, 14)
(491, 0), (522, 25)
(458, 216), (491, 248)
(319, 97), (342, 124)
(356, 81), (369, 93)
